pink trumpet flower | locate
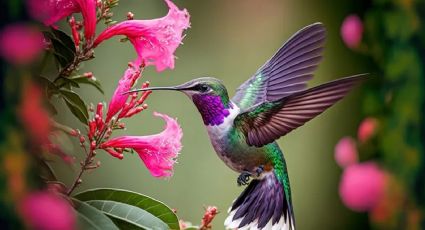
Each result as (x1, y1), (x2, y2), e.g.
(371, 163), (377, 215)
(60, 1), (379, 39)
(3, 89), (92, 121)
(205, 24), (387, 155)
(93, 0), (190, 72)
(27, 0), (97, 42)
(105, 61), (150, 122)
(101, 112), (183, 178)
(106, 62), (141, 121)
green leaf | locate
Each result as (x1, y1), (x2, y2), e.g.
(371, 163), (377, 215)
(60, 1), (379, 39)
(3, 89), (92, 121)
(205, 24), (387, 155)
(75, 188), (180, 230)
(57, 77), (80, 89)
(45, 100), (58, 115)
(60, 89), (89, 124)
(184, 227), (198, 230)
(38, 160), (57, 181)
(73, 199), (120, 230)
(37, 76), (59, 96)
(43, 28), (76, 68)
(73, 77), (104, 94)
(86, 200), (168, 230)
(52, 29), (76, 52)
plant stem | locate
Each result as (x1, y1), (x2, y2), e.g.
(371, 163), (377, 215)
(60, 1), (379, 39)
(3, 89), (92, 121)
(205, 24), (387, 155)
(66, 119), (118, 196)
(54, 46), (94, 83)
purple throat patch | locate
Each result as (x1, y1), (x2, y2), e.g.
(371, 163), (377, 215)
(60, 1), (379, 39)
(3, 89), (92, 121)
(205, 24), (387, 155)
(193, 94), (231, 126)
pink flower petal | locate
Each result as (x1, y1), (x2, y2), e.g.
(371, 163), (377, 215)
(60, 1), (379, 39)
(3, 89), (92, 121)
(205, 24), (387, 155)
(75, 0), (97, 42)
(341, 14), (363, 49)
(94, 0), (190, 72)
(101, 112), (183, 178)
(0, 24), (44, 65)
(19, 191), (76, 230)
(27, 0), (80, 26)
(27, 0), (96, 41)
(339, 162), (387, 212)
(358, 117), (378, 143)
(334, 137), (358, 168)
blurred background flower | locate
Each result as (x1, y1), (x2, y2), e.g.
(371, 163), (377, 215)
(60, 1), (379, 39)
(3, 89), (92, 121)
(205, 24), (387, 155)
(19, 191), (76, 230)
(339, 162), (387, 212)
(340, 14), (363, 49)
(0, 24), (44, 65)
(334, 137), (358, 168)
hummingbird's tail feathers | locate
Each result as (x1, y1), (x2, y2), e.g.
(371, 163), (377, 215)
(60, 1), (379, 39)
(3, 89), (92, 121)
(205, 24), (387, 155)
(224, 172), (295, 230)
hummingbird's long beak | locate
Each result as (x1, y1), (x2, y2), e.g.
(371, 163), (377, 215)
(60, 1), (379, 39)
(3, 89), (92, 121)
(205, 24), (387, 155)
(123, 85), (189, 95)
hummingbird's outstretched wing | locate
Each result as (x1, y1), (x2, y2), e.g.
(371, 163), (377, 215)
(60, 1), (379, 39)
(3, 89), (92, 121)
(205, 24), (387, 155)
(234, 74), (367, 147)
(232, 23), (326, 110)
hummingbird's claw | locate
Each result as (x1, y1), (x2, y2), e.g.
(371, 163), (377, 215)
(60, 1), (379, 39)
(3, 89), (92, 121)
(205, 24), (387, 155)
(255, 165), (264, 177)
(237, 171), (251, 186)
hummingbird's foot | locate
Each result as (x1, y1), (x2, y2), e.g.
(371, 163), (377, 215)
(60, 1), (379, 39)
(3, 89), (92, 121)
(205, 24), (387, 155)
(255, 165), (264, 177)
(237, 171), (252, 186)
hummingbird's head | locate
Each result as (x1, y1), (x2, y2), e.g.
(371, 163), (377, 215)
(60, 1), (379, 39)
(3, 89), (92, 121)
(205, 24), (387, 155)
(128, 77), (231, 107)
(127, 77), (234, 126)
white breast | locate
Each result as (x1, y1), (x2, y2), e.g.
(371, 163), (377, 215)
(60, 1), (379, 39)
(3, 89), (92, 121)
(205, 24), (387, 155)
(206, 103), (240, 152)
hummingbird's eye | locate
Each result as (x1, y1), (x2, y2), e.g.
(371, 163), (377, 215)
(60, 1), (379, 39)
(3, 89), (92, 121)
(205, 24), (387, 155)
(199, 84), (210, 92)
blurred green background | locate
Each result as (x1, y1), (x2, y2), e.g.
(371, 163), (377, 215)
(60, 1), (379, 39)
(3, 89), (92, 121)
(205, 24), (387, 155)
(51, 0), (369, 229)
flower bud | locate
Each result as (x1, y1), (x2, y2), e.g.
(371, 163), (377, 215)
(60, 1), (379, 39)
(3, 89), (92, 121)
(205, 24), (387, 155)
(69, 129), (79, 137)
(79, 135), (85, 144)
(105, 148), (124, 159)
(68, 16), (80, 48)
(90, 141), (96, 150)
(127, 12), (134, 20)
(83, 72), (94, 79)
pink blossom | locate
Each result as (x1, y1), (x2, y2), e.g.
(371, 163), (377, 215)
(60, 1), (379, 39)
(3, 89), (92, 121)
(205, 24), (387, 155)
(334, 137), (358, 168)
(0, 24), (43, 65)
(75, 0), (97, 43)
(27, 0), (96, 42)
(19, 191), (76, 230)
(94, 0), (190, 72)
(105, 61), (143, 122)
(27, 0), (79, 26)
(101, 112), (183, 178)
(341, 14), (363, 49)
(339, 162), (387, 212)
(358, 117), (378, 143)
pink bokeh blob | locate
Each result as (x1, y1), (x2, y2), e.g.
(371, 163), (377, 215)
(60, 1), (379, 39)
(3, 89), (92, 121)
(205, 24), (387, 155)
(341, 14), (363, 49)
(339, 162), (387, 212)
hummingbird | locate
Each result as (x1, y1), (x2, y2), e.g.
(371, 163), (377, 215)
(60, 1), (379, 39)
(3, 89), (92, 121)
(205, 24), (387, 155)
(129, 23), (367, 230)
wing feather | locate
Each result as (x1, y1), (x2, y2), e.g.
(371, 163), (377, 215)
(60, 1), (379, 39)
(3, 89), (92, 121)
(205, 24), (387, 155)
(232, 23), (327, 109)
(235, 74), (368, 147)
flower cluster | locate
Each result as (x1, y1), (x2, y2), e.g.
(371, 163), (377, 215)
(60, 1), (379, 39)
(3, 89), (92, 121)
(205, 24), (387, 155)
(25, 0), (188, 179)
(4, 0), (190, 229)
